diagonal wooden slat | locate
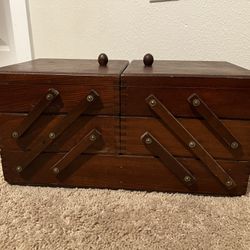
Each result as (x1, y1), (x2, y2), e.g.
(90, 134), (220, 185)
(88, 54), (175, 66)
(51, 129), (102, 175)
(15, 90), (99, 173)
(12, 88), (59, 139)
(188, 93), (240, 150)
(146, 94), (236, 190)
(141, 131), (196, 188)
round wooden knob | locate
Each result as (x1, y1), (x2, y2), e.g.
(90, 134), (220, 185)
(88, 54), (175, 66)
(98, 53), (108, 66)
(143, 54), (154, 67)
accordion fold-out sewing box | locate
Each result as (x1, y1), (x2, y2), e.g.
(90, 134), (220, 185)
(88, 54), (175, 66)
(0, 54), (249, 196)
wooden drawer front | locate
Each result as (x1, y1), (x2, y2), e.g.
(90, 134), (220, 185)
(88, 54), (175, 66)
(0, 83), (119, 115)
(121, 117), (250, 160)
(0, 115), (118, 154)
(121, 85), (250, 119)
(2, 153), (249, 196)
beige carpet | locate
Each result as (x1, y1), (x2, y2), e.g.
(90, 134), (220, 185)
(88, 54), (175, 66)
(0, 164), (249, 250)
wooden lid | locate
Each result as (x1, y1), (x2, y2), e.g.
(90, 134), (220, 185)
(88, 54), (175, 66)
(123, 60), (250, 78)
(0, 58), (129, 77)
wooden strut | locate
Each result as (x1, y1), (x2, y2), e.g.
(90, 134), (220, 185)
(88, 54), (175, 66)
(146, 94), (237, 190)
(11, 88), (59, 139)
(141, 132), (196, 188)
(15, 90), (99, 173)
(188, 93), (241, 150)
(51, 129), (102, 175)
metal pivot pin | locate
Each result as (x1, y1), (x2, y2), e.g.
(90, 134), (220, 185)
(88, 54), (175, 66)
(49, 132), (56, 139)
(226, 180), (233, 187)
(53, 167), (60, 174)
(12, 131), (19, 139)
(46, 93), (54, 101)
(149, 99), (157, 107)
(192, 99), (201, 107)
(145, 137), (153, 144)
(231, 141), (239, 149)
(86, 94), (94, 102)
(184, 176), (191, 182)
(89, 134), (97, 141)
(16, 166), (23, 173)
(188, 141), (196, 149)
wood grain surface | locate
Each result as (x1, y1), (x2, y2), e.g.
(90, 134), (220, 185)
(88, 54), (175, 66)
(0, 58), (129, 76)
(0, 114), (119, 153)
(2, 153), (249, 196)
(121, 85), (250, 118)
(0, 83), (120, 114)
(0, 59), (249, 196)
(121, 117), (250, 160)
(123, 60), (250, 78)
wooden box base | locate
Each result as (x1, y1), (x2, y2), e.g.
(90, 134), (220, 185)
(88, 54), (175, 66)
(2, 153), (249, 196)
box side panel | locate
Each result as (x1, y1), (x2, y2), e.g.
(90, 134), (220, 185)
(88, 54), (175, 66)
(0, 114), (119, 154)
(121, 77), (250, 119)
(0, 75), (120, 115)
(121, 117), (250, 161)
(2, 153), (249, 196)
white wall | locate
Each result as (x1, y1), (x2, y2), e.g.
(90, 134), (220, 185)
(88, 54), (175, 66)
(0, 0), (32, 67)
(0, 0), (16, 66)
(0, 1), (9, 46)
(28, 0), (250, 68)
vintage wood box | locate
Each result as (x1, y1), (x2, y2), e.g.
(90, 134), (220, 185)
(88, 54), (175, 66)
(121, 55), (250, 196)
(0, 54), (250, 196)
(0, 55), (128, 187)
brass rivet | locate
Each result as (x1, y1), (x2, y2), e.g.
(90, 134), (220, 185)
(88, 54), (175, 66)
(145, 137), (153, 144)
(226, 180), (233, 187)
(49, 132), (56, 139)
(149, 99), (157, 107)
(46, 93), (54, 101)
(188, 141), (196, 149)
(192, 98), (201, 107)
(16, 166), (23, 173)
(12, 131), (19, 139)
(89, 134), (97, 141)
(53, 167), (59, 174)
(86, 94), (94, 102)
(184, 176), (191, 182)
(231, 141), (239, 149)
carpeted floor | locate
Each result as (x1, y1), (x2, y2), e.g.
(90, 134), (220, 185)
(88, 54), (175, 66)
(0, 164), (249, 250)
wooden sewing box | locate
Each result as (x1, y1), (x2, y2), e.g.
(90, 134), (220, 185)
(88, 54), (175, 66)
(0, 54), (249, 196)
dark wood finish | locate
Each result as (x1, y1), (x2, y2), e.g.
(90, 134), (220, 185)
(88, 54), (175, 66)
(122, 61), (250, 118)
(145, 95), (236, 189)
(0, 83), (119, 114)
(141, 132), (196, 187)
(51, 129), (102, 175)
(12, 88), (59, 138)
(0, 58), (128, 76)
(143, 54), (154, 67)
(0, 114), (118, 153)
(188, 93), (240, 150)
(121, 84), (250, 118)
(123, 60), (250, 77)
(16, 90), (101, 172)
(121, 117), (250, 160)
(0, 58), (249, 196)
(98, 54), (109, 67)
(2, 153), (249, 196)
(0, 59), (128, 115)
